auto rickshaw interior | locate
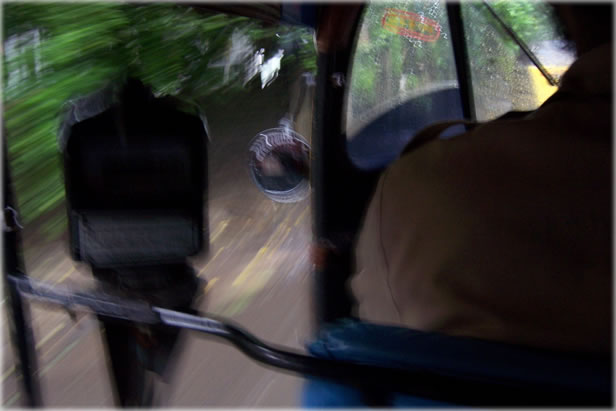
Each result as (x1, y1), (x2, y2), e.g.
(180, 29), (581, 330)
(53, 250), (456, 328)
(2, 1), (611, 407)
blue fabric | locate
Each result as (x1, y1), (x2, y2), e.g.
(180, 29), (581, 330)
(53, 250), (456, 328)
(347, 88), (465, 170)
(302, 378), (453, 407)
(301, 379), (366, 407)
(392, 393), (454, 407)
(301, 320), (611, 407)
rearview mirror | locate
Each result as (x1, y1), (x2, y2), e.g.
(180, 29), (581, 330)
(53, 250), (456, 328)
(248, 125), (310, 203)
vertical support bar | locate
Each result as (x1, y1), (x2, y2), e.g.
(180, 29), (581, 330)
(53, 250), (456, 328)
(312, 51), (356, 327)
(446, 3), (477, 123)
(311, 5), (365, 328)
(3, 142), (42, 407)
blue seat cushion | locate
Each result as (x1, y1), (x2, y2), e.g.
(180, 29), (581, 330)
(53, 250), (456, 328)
(302, 378), (453, 407)
(301, 319), (610, 407)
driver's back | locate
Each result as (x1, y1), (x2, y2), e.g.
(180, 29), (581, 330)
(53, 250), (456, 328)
(351, 35), (612, 354)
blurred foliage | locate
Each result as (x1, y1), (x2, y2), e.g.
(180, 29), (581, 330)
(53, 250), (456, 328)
(463, 0), (559, 65)
(462, 1), (565, 119)
(3, 0), (558, 238)
(486, 0), (559, 49)
(3, 3), (316, 238)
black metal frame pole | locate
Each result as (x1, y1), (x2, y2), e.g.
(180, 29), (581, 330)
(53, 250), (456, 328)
(311, 5), (368, 329)
(312, 50), (355, 327)
(446, 3), (477, 123)
(3, 142), (42, 407)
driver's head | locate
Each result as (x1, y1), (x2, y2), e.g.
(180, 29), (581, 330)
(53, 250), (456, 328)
(551, 3), (613, 55)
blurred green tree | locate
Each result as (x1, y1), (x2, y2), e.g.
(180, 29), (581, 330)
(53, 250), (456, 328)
(3, 3), (315, 238)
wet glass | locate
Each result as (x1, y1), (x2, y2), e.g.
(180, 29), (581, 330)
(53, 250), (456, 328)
(248, 125), (311, 202)
(346, 0), (463, 169)
(462, 1), (575, 121)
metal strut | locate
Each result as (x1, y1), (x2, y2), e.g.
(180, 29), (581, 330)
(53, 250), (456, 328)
(3, 141), (43, 407)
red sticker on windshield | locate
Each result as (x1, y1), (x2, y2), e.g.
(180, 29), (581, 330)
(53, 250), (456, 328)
(381, 8), (441, 42)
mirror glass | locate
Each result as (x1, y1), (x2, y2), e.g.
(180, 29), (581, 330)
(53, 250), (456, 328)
(248, 126), (310, 203)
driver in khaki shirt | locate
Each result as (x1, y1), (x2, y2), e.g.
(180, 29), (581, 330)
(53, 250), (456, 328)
(351, 4), (612, 354)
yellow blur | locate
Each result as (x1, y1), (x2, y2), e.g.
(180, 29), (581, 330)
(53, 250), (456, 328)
(527, 65), (569, 106)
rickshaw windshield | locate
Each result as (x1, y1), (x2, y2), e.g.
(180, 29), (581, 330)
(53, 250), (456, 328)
(345, 0), (575, 170)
